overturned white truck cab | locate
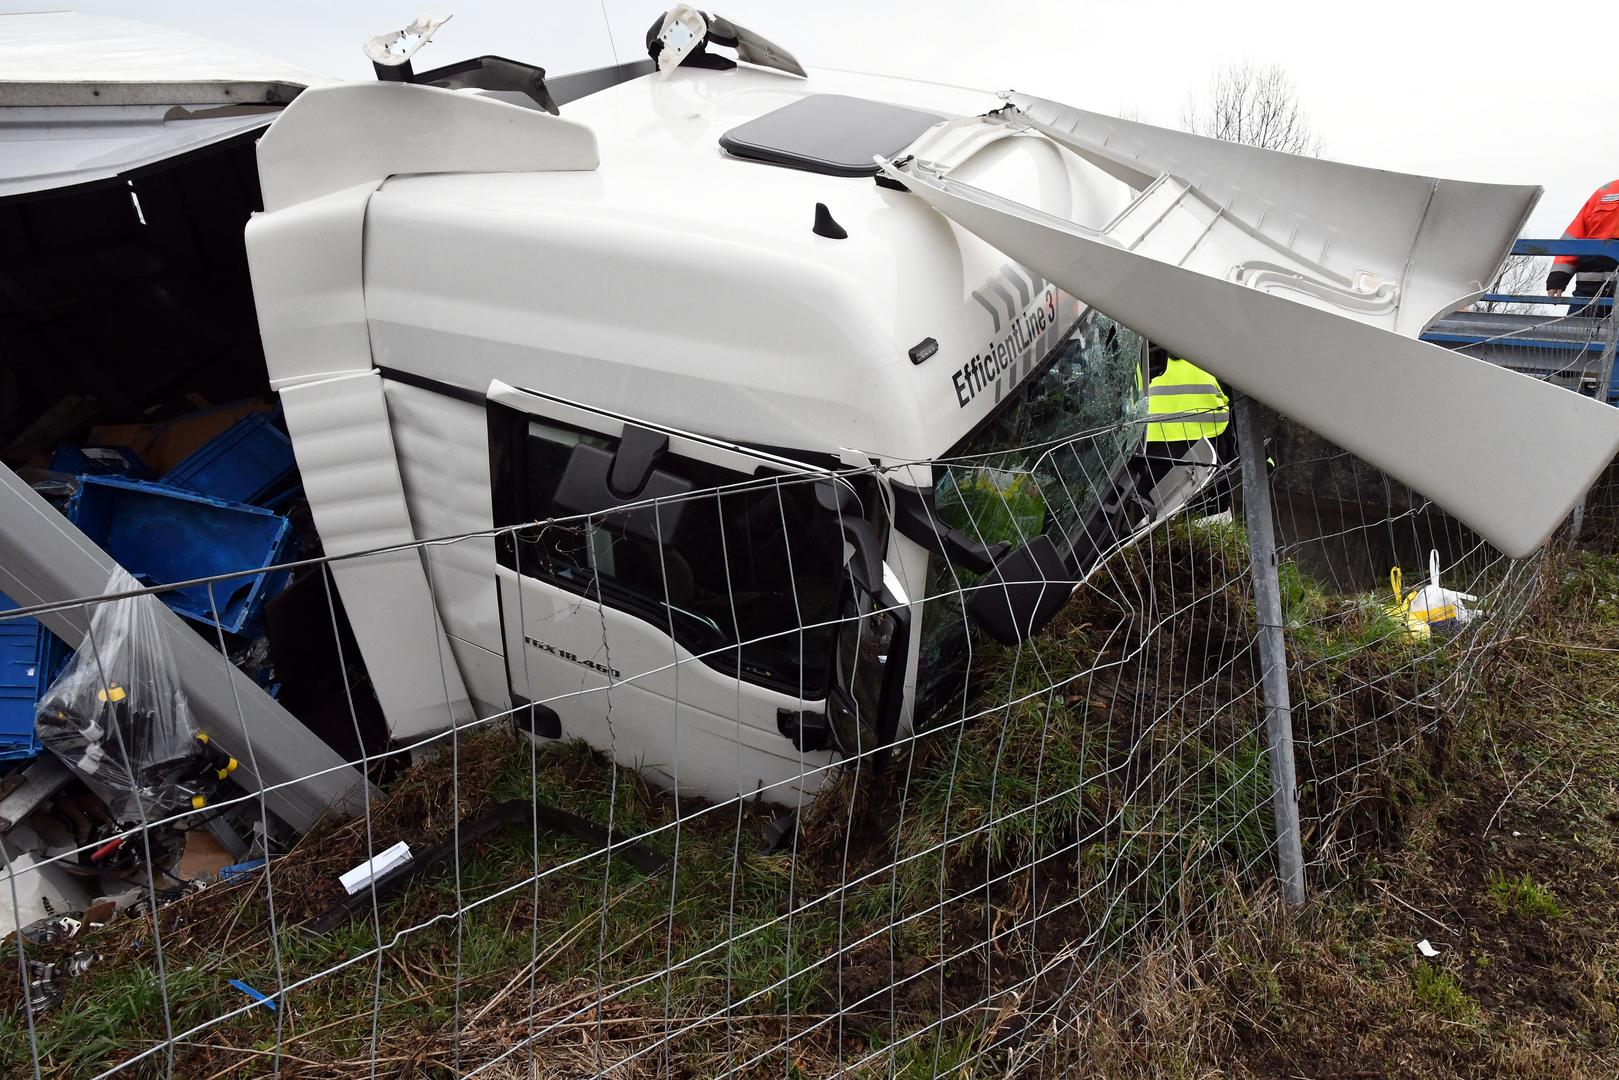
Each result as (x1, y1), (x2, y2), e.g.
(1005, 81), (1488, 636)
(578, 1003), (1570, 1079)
(243, 13), (1619, 807)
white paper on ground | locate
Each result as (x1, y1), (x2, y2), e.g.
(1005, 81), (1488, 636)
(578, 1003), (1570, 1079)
(340, 840), (413, 895)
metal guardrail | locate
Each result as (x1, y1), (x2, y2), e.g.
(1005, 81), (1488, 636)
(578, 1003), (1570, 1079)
(1421, 330), (1609, 354)
(1478, 293), (1612, 308)
(1418, 239), (1619, 405)
(1511, 237), (1619, 258)
(1474, 237), (1619, 312)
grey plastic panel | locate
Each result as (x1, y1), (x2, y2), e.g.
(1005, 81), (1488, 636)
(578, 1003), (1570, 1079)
(719, 94), (944, 177)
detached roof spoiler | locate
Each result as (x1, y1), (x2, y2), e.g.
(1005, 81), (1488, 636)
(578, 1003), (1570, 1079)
(254, 81), (597, 211)
(880, 93), (1619, 559)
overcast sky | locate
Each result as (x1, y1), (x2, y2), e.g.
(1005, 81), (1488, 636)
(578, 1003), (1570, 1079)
(14, 1), (1616, 237)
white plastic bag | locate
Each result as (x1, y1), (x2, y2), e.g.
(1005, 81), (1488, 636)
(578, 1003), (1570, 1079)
(34, 569), (225, 823)
(1408, 550), (1478, 633)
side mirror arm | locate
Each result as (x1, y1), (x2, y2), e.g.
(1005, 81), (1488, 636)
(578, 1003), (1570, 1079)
(890, 484), (1012, 575)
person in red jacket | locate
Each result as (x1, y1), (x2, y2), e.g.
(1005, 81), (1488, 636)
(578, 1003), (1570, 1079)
(1546, 178), (1619, 318)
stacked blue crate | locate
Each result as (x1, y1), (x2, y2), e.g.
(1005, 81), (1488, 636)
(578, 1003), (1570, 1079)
(43, 409), (302, 650)
(0, 592), (72, 762)
(160, 412), (296, 506)
(67, 477), (295, 636)
(49, 445), (153, 479)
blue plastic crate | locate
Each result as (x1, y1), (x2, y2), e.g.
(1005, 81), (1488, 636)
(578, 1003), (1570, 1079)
(68, 477), (295, 636)
(160, 411), (296, 506)
(38, 631), (73, 694)
(50, 444), (152, 479)
(0, 592), (71, 762)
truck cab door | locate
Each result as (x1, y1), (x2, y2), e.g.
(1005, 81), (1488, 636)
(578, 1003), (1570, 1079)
(484, 381), (905, 805)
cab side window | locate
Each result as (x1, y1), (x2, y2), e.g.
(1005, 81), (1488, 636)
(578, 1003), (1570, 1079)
(501, 418), (846, 697)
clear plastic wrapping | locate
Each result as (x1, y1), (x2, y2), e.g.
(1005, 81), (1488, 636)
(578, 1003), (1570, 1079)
(35, 569), (229, 823)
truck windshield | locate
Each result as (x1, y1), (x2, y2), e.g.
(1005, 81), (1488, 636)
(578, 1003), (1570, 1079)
(913, 308), (1145, 721)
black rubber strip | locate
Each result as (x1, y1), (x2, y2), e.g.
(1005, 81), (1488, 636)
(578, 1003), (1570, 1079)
(301, 799), (666, 936)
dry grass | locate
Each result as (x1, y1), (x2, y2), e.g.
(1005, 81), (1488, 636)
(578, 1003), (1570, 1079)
(1002, 544), (1619, 1079)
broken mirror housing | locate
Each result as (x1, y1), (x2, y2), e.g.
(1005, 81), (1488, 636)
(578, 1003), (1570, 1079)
(965, 534), (1079, 646)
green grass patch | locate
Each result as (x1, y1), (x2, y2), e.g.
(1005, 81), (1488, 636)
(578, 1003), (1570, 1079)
(1486, 870), (1564, 920)
(1411, 963), (1479, 1022)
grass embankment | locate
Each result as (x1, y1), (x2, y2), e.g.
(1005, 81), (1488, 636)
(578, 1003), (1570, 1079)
(1049, 548), (1619, 1078)
(3, 535), (1615, 1077)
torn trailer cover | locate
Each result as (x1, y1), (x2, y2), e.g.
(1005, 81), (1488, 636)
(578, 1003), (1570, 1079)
(0, 11), (331, 198)
(230, 16), (1619, 805)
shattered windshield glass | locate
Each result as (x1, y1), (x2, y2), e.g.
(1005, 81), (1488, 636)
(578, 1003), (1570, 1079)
(934, 312), (1145, 550)
(914, 309), (1145, 721)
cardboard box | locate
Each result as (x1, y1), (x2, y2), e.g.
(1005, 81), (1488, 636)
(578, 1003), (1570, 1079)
(89, 399), (270, 474)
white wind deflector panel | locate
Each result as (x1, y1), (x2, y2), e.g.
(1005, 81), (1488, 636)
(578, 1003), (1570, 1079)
(278, 370), (475, 739)
(1000, 92), (1539, 336)
(880, 94), (1619, 559)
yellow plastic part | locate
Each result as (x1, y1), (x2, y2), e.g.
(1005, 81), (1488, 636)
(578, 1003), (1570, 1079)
(1387, 567), (1432, 641)
(191, 795), (207, 810)
(96, 685), (127, 703)
(1411, 601), (1459, 624)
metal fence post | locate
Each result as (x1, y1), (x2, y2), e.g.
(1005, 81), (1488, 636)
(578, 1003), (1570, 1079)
(1233, 392), (1306, 906)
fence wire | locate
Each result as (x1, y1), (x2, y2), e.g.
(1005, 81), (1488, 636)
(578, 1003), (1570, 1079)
(0, 412), (1551, 1078)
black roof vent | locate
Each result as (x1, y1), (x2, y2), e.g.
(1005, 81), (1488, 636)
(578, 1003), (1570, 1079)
(719, 94), (944, 177)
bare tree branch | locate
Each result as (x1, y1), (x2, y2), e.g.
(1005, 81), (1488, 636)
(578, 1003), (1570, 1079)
(1181, 61), (1323, 156)
(1476, 254), (1552, 313)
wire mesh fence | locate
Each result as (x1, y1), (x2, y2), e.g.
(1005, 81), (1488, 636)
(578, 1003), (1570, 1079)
(0, 411), (1553, 1078)
(1263, 442), (1544, 882)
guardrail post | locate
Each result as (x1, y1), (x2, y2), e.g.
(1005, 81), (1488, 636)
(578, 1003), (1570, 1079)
(1597, 274), (1619, 404)
(1233, 392), (1306, 907)
(1570, 273), (1619, 541)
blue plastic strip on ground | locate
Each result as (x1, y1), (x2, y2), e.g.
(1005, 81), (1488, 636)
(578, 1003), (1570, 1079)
(219, 859), (268, 881)
(228, 978), (277, 1011)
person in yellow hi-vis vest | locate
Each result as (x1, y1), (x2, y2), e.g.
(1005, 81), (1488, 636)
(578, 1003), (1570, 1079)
(1146, 355), (1229, 444)
(1141, 346), (1236, 509)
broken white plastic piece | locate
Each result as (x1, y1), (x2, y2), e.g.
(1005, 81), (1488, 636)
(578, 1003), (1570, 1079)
(653, 5), (806, 78)
(340, 840), (413, 894)
(721, 14), (807, 77)
(1416, 939), (1441, 958)
(363, 15), (451, 67)
(655, 5), (707, 73)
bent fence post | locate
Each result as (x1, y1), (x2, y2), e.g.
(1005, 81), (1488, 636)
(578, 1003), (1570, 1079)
(1233, 392), (1307, 907)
